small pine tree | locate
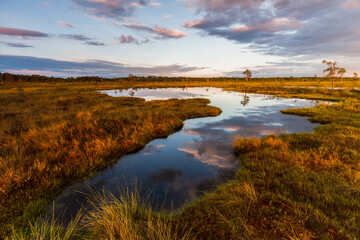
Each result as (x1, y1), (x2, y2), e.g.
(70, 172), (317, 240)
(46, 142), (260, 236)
(338, 68), (346, 84)
(322, 60), (340, 90)
(242, 69), (252, 82)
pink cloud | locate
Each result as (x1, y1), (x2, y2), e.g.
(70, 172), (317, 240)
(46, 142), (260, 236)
(149, 1), (162, 6)
(163, 14), (173, 19)
(123, 23), (188, 39)
(57, 21), (76, 28)
(261, 17), (302, 32)
(154, 25), (188, 38)
(0, 26), (49, 38)
(118, 34), (138, 43)
(42, 1), (54, 7)
(342, 0), (360, 9)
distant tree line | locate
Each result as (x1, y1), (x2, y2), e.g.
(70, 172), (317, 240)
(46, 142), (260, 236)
(0, 72), (358, 84)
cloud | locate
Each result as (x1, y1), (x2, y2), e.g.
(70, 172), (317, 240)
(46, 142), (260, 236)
(149, 1), (162, 6)
(163, 14), (173, 19)
(57, 21), (76, 28)
(58, 34), (106, 46)
(1, 42), (33, 48)
(0, 54), (205, 77)
(342, 0), (360, 9)
(58, 33), (92, 41)
(226, 60), (317, 77)
(154, 25), (188, 38)
(71, 0), (150, 19)
(181, 0), (360, 57)
(0, 26), (49, 38)
(123, 23), (188, 38)
(85, 40), (106, 46)
(42, 1), (54, 7)
(116, 34), (140, 44)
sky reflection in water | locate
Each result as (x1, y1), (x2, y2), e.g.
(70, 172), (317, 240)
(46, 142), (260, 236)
(51, 88), (322, 220)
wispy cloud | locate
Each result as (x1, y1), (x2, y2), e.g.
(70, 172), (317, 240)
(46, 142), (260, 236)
(85, 41), (106, 46)
(149, 1), (162, 6)
(0, 54), (206, 77)
(57, 21), (76, 28)
(59, 33), (92, 41)
(0, 26), (49, 38)
(123, 23), (188, 38)
(163, 14), (173, 19)
(58, 34), (106, 46)
(42, 1), (54, 7)
(1, 42), (33, 48)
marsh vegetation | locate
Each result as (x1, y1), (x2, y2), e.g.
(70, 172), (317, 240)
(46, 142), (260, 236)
(1, 73), (360, 239)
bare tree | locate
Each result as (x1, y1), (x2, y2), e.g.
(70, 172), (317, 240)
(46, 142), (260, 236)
(354, 72), (358, 78)
(242, 69), (252, 82)
(338, 68), (346, 84)
(322, 60), (340, 90)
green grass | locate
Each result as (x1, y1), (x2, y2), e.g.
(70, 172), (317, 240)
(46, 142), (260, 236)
(2, 76), (360, 239)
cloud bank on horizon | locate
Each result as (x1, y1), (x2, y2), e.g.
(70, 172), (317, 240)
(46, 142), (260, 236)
(0, 0), (359, 77)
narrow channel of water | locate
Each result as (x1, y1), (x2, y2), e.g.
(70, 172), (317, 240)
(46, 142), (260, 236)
(49, 88), (322, 221)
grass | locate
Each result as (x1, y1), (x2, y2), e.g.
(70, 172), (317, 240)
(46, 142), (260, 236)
(174, 99), (360, 239)
(7, 188), (193, 240)
(8, 213), (82, 240)
(0, 82), (221, 237)
(1, 76), (360, 239)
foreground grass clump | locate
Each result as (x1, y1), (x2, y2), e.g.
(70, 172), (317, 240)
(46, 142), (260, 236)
(8, 189), (192, 240)
(0, 84), (221, 236)
(82, 190), (191, 240)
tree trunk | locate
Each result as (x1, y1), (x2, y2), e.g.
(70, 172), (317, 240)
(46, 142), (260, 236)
(332, 65), (335, 90)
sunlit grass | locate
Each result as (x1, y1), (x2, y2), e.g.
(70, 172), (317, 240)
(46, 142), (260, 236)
(1, 76), (360, 238)
(7, 212), (82, 240)
(7, 188), (193, 240)
(0, 82), (221, 236)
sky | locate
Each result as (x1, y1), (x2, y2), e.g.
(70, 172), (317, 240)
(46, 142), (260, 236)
(0, 0), (360, 77)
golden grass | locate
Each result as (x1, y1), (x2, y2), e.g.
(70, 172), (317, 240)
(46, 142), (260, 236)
(2, 76), (360, 239)
(0, 82), (221, 236)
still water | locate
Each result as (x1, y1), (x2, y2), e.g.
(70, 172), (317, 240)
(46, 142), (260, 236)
(50, 88), (321, 220)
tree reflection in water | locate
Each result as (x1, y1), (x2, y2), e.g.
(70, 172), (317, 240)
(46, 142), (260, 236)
(240, 93), (250, 106)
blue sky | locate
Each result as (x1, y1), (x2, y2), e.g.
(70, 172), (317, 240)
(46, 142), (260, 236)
(1, 0), (360, 77)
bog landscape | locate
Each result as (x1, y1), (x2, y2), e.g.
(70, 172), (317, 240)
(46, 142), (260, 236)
(1, 0), (360, 239)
